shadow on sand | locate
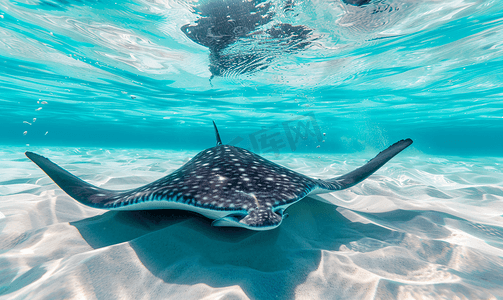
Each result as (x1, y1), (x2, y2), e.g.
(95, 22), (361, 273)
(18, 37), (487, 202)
(71, 198), (393, 299)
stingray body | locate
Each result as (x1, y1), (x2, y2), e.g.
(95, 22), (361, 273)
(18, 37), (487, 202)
(26, 122), (412, 231)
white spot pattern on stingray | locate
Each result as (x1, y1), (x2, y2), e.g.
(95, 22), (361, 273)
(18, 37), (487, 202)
(100, 145), (329, 226)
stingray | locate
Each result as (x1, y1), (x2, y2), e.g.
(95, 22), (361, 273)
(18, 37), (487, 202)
(26, 122), (412, 231)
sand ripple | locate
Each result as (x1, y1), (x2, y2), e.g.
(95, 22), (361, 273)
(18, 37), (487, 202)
(1, 147), (503, 299)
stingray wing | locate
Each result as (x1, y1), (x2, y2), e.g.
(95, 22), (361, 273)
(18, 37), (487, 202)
(318, 138), (413, 191)
(26, 151), (127, 207)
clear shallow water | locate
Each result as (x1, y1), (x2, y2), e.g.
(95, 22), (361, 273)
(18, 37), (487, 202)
(1, 0), (502, 154)
(2, 0), (503, 299)
(1, 147), (503, 298)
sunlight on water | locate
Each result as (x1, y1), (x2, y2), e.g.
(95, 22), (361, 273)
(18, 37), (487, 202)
(2, 1), (503, 298)
(0, 0), (502, 154)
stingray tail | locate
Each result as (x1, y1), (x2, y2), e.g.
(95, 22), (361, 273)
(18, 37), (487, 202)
(213, 121), (222, 145)
(323, 138), (413, 190)
(26, 152), (120, 207)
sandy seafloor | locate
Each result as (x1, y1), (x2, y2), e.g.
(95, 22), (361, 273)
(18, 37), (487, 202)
(1, 146), (503, 300)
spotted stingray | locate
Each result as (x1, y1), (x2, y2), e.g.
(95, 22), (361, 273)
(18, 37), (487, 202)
(26, 122), (412, 231)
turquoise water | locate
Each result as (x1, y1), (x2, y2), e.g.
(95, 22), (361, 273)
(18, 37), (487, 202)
(1, 0), (502, 155)
(2, 2), (503, 298)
